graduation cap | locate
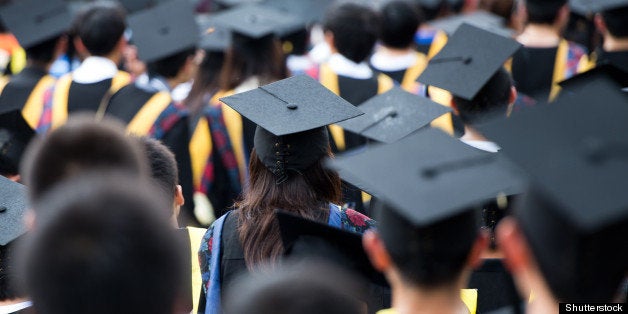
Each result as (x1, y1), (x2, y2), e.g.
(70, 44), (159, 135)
(127, 0), (199, 63)
(263, 0), (335, 25)
(336, 87), (451, 144)
(327, 127), (524, 228)
(276, 210), (388, 287)
(478, 79), (628, 302)
(558, 63), (628, 94)
(0, 110), (35, 175)
(197, 16), (232, 52)
(570, 0), (628, 12)
(417, 23), (521, 100)
(117, 0), (166, 13)
(208, 4), (304, 39)
(0, 175), (28, 247)
(219, 75), (362, 182)
(214, 0), (263, 8)
(429, 10), (514, 37)
(0, 0), (71, 49)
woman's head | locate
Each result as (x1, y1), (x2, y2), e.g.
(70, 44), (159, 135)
(219, 33), (288, 90)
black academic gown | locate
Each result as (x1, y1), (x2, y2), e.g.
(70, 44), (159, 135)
(106, 84), (196, 225)
(511, 47), (557, 102)
(0, 66), (47, 113)
(467, 258), (522, 314)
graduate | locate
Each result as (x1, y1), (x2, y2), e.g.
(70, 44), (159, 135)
(589, 0), (628, 71)
(317, 2), (394, 153)
(205, 4), (299, 178)
(37, 1), (131, 133)
(18, 174), (187, 314)
(0, 111), (33, 181)
(197, 75), (375, 314)
(510, 0), (589, 102)
(0, 176), (30, 314)
(183, 19), (242, 224)
(327, 127), (524, 314)
(480, 78), (628, 311)
(370, 1), (427, 94)
(106, 0), (199, 226)
(0, 0), (69, 132)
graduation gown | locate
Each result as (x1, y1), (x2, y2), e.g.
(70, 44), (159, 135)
(106, 83), (195, 224)
(0, 66), (55, 129)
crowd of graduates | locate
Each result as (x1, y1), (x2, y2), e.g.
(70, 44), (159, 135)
(0, 0), (626, 313)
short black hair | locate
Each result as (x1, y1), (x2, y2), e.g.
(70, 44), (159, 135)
(74, 1), (126, 56)
(525, 0), (567, 24)
(19, 174), (185, 314)
(380, 1), (423, 49)
(375, 201), (480, 288)
(25, 35), (64, 64)
(452, 67), (513, 126)
(602, 6), (628, 38)
(323, 3), (380, 63)
(147, 47), (197, 79)
(138, 136), (178, 205)
(21, 115), (147, 204)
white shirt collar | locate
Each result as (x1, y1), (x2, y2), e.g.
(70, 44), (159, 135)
(72, 56), (119, 84)
(370, 50), (419, 72)
(461, 139), (501, 153)
(327, 53), (373, 79)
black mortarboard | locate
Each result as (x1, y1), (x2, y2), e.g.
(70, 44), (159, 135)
(263, 0), (335, 24)
(0, 175), (28, 247)
(208, 4), (303, 39)
(327, 128), (524, 228)
(558, 63), (628, 93)
(570, 0), (628, 12)
(127, 0), (198, 63)
(479, 79), (628, 302)
(429, 11), (514, 37)
(117, 0), (166, 13)
(0, 110), (35, 175)
(417, 23), (521, 100)
(220, 75), (362, 182)
(0, 0), (71, 49)
(276, 210), (388, 286)
(336, 87), (451, 144)
(197, 16), (232, 52)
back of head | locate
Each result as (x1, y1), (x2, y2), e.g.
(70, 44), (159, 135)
(524, 0), (567, 24)
(25, 35), (64, 64)
(138, 136), (178, 207)
(147, 47), (198, 80)
(19, 174), (185, 314)
(375, 201), (480, 288)
(602, 6), (628, 38)
(224, 261), (366, 314)
(323, 3), (380, 63)
(452, 67), (513, 126)
(21, 115), (147, 204)
(74, 1), (126, 56)
(380, 1), (423, 49)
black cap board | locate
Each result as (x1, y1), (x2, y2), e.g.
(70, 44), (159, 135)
(478, 79), (628, 302)
(263, 0), (335, 24)
(558, 63), (628, 92)
(117, 0), (167, 13)
(220, 75), (362, 182)
(0, 110), (36, 175)
(197, 16), (232, 52)
(336, 87), (451, 144)
(219, 75), (362, 137)
(208, 4), (304, 39)
(327, 127), (525, 228)
(429, 10), (514, 38)
(0, 0), (71, 49)
(276, 210), (388, 287)
(0, 175), (28, 246)
(417, 23), (521, 100)
(569, 0), (628, 12)
(127, 0), (198, 63)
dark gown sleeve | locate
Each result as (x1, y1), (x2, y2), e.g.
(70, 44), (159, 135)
(161, 115), (196, 224)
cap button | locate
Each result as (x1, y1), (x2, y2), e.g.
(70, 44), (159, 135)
(287, 104), (298, 110)
(0, 206), (7, 213)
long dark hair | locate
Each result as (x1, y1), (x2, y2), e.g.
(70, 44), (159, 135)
(219, 33), (288, 91)
(237, 148), (342, 269)
(184, 50), (226, 116)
